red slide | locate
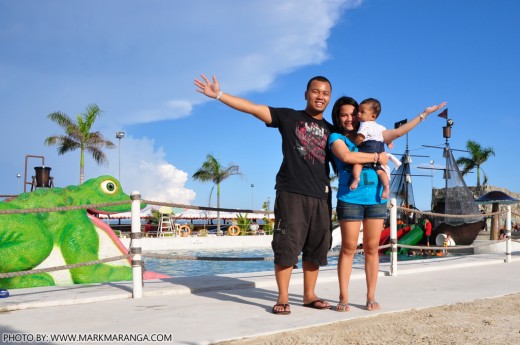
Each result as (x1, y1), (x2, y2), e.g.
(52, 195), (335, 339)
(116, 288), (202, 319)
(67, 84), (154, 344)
(379, 226), (411, 246)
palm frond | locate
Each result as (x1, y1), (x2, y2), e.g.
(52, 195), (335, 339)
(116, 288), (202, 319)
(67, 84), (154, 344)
(456, 140), (495, 186)
(86, 147), (108, 165)
(44, 103), (112, 183)
(192, 153), (240, 235)
(47, 112), (73, 129)
(87, 132), (116, 148)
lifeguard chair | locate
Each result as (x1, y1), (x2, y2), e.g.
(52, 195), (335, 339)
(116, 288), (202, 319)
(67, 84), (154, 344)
(157, 206), (175, 237)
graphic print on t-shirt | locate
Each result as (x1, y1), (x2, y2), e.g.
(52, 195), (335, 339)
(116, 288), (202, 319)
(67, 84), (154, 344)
(295, 121), (328, 164)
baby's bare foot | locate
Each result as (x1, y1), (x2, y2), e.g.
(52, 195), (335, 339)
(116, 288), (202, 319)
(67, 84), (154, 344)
(350, 178), (360, 191)
(382, 185), (390, 199)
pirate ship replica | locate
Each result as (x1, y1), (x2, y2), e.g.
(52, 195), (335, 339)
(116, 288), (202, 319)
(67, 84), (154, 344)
(425, 113), (484, 245)
(388, 135), (419, 223)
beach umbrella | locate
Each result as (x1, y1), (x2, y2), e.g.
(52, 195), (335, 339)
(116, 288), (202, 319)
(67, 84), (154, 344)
(475, 191), (520, 240)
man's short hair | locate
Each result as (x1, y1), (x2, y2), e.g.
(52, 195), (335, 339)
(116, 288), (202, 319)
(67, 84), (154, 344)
(306, 76), (332, 92)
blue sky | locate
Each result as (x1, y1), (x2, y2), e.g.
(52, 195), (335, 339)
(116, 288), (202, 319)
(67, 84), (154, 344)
(1, 0), (518, 212)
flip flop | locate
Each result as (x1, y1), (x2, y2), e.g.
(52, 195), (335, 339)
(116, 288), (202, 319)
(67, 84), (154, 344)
(272, 303), (291, 315)
(302, 299), (331, 310)
(336, 303), (350, 312)
(366, 301), (380, 311)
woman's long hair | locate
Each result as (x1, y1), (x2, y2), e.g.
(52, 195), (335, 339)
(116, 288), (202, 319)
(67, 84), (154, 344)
(329, 96), (359, 175)
(331, 96), (359, 133)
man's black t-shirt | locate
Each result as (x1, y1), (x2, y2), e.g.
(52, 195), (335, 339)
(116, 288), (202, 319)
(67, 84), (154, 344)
(268, 107), (333, 200)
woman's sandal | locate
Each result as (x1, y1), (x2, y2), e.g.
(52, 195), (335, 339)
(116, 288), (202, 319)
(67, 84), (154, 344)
(336, 303), (350, 312)
(366, 301), (381, 311)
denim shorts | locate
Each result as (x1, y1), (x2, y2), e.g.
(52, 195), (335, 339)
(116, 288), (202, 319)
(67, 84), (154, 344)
(336, 200), (387, 221)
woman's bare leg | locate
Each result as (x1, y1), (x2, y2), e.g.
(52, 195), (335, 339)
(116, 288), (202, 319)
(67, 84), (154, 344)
(363, 218), (384, 310)
(337, 220), (361, 310)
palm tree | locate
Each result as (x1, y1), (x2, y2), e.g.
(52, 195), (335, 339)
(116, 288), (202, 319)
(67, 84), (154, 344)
(456, 140), (495, 189)
(330, 174), (338, 192)
(44, 104), (115, 184)
(192, 154), (240, 235)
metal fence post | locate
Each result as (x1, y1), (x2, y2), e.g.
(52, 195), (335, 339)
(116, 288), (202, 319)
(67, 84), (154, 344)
(506, 206), (512, 263)
(389, 198), (398, 276)
(130, 191), (143, 298)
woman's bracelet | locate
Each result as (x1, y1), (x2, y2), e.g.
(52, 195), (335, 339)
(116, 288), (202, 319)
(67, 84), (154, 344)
(419, 113), (426, 121)
(216, 91), (223, 100)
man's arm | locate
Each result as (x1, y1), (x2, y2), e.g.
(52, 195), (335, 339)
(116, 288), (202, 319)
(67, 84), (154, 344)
(194, 74), (272, 124)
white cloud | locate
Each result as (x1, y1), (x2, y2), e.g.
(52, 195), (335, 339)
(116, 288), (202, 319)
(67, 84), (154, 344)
(136, 161), (196, 204)
(124, 100), (194, 124)
(1, 0), (362, 127)
(179, 0), (359, 98)
(115, 0), (363, 124)
(91, 136), (196, 205)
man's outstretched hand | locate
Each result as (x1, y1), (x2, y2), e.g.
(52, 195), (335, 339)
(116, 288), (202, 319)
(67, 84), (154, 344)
(194, 74), (220, 99)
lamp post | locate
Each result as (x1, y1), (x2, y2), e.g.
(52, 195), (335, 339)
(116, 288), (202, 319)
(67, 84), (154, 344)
(430, 160), (435, 190)
(116, 131), (125, 181)
(251, 184), (254, 210)
(17, 173), (21, 194)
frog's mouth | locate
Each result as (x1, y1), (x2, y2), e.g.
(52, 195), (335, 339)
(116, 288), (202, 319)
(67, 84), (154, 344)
(86, 209), (171, 280)
(87, 207), (126, 215)
(87, 201), (146, 216)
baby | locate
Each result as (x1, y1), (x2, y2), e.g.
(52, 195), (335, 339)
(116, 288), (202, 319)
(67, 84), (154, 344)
(351, 98), (390, 199)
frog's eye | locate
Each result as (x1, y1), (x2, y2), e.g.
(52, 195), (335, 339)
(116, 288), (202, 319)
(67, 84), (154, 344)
(100, 180), (118, 194)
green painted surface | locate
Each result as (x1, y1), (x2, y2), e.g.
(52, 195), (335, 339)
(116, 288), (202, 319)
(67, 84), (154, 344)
(0, 176), (133, 289)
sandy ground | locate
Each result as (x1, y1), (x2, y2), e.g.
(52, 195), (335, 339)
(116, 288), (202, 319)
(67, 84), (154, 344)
(217, 293), (520, 345)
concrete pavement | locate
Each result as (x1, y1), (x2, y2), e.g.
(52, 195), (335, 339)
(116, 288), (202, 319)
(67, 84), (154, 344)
(1, 253), (520, 345)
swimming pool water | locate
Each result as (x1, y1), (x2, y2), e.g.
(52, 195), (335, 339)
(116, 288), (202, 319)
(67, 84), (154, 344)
(143, 248), (361, 277)
(143, 247), (451, 277)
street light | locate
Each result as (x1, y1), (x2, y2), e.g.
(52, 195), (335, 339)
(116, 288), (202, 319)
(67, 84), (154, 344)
(430, 160), (435, 190)
(116, 131), (125, 181)
(17, 173), (21, 194)
(251, 184), (254, 210)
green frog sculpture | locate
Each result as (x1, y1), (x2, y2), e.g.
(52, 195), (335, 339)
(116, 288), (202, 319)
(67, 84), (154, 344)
(0, 175), (158, 289)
